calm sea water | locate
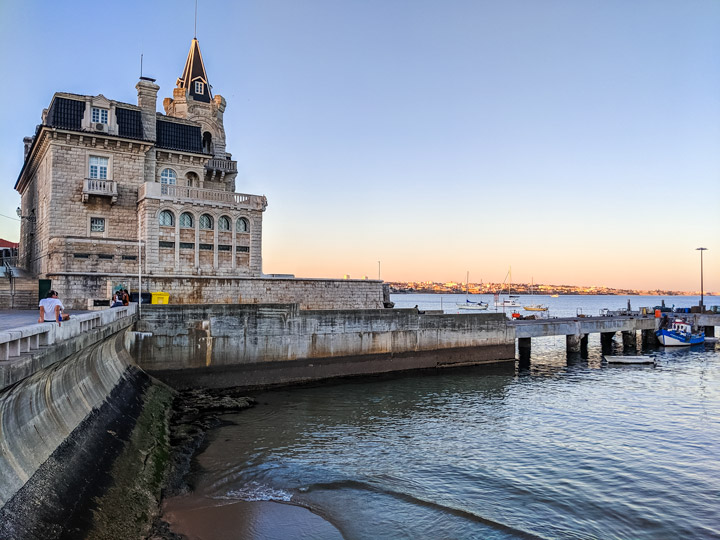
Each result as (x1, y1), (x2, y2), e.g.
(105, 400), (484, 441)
(169, 295), (720, 539)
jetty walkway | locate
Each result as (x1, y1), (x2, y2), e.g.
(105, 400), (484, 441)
(508, 311), (719, 353)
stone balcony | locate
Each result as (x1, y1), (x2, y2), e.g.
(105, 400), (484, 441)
(205, 157), (238, 181)
(82, 179), (118, 204)
(138, 182), (267, 211)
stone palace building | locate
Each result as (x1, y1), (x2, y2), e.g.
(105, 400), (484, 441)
(14, 39), (385, 310)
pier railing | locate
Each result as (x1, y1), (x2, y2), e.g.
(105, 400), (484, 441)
(0, 305), (136, 389)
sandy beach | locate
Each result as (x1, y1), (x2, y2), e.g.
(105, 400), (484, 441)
(161, 496), (344, 540)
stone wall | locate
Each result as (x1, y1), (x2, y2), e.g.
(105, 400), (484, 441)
(47, 274), (386, 310)
(131, 304), (516, 390)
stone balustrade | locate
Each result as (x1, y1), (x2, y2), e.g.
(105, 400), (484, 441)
(205, 158), (238, 174)
(139, 182), (266, 210)
(82, 178), (118, 204)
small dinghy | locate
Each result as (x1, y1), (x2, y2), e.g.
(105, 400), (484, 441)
(604, 355), (655, 364)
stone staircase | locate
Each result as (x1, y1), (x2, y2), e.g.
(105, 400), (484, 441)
(1, 268), (37, 309)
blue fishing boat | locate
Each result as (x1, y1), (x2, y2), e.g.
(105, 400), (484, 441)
(656, 318), (704, 346)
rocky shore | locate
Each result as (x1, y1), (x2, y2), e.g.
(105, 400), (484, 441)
(147, 386), (256, 539)
(82, 379), (256, 540)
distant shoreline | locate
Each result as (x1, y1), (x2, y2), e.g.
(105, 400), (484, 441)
(389, 289), (717, 297)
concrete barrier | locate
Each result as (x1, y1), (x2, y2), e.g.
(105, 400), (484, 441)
(0, 305), (136, 391)
(132, 304), (517, 389)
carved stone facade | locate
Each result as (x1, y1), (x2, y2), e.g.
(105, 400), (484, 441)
(14, 39), (387, 310)
(15, 39), (267, 291)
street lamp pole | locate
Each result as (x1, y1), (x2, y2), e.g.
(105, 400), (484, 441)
(696, 247), (707, 311)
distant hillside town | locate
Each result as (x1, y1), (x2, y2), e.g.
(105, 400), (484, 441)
(387, 281), (714, 297)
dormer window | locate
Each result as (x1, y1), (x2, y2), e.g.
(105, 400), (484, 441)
(194, 81), (204, 95)
(91, 107), (108, 124)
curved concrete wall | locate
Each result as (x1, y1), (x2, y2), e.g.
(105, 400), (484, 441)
(0, 331), (132, 508)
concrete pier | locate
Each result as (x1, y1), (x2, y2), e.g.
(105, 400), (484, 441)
(622, 330), (637, 350)
(566, 334), (582, 353)
(600, 332), (615, 351)
(642, 329), (656, 347)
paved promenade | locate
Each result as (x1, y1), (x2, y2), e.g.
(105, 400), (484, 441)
(0, 310), (91, 332)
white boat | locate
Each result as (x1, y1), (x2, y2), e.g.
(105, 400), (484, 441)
(458, 299), (489, 311)
(456, 271), (488, 311)
(656, 318), (704, 346)
(604, 355), (655, 364)
(496, 295), (522, 308)
(494, 267), (522, 308)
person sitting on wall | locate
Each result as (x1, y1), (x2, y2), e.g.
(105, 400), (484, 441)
(38, 290), (70, 326)
(111, 291), (123, 308)
(122, 289), (130, 306)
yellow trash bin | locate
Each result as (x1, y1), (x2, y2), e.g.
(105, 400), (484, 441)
(151, 292), (170, 304)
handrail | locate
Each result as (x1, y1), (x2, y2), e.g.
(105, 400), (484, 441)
(205, 158), (238, 173)
(0, 304), (137, 362)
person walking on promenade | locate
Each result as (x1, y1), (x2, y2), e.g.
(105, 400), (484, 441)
(38, 290), (70, 325)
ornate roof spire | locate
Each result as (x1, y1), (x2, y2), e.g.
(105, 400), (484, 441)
(176, 38), (211, 103)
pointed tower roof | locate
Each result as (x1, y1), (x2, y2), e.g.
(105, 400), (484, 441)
(177, 38), (212, 103)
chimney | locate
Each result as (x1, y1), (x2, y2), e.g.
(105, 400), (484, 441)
(23, 137), (34, 160)
(136, 77), (160, 142)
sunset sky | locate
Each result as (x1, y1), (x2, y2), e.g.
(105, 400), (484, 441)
(0, 0), (718, 292)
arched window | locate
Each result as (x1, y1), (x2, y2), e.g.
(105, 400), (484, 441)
(180, 212), (194, 228)
(236, 217), (249, 233)
(161, 168), (177, 185)
(218, 216), (231, 231)
(199, 214), (213, 230)
(186, 171), (199, 187)
(159, 210), (175, 227)
(202, 132), (213, 154)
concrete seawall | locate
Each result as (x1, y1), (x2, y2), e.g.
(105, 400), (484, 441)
(0, 330), (168, 538)
(132, 304), (517, 389)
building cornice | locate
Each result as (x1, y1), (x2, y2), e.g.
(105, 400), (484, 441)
(15, 126), (155, 192)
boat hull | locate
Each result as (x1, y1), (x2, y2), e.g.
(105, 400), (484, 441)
(655, 329), (704, 346)
(523, 305), (548, 312)
(457, 304), (488, 311)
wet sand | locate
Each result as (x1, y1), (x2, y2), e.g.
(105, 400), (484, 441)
(162, 496), (344, 540)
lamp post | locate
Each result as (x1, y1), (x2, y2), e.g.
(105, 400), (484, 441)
(696, 247), (707, 311)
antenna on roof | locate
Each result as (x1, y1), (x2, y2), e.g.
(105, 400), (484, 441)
(140, 53), (143, 78)
(194, 0), (198, 38)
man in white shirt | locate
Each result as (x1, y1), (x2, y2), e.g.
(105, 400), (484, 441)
(38, 290), (70, 325)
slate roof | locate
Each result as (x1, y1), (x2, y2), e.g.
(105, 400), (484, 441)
(177, 38), (212, 103)
(47, 97), (85, 130)
(156, 119), (203, 153)
(116, 108), (144, 139)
